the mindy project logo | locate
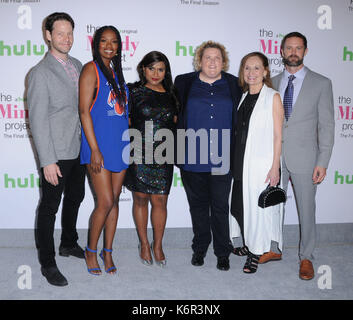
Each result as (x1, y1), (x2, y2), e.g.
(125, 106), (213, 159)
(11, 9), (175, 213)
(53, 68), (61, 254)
(85, 24), (139, 69)
(258, 28), (284, 75)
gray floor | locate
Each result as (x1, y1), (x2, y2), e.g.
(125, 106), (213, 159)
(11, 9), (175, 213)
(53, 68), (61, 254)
(1, 227), (353, 300)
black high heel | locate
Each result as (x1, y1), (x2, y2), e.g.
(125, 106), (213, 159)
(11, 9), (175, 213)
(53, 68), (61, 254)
(243, 253), (260, 274)
(232, 246), (249, 256)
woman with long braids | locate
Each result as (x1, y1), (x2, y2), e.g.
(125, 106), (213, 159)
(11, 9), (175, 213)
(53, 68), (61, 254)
(79, 26), (129, 275)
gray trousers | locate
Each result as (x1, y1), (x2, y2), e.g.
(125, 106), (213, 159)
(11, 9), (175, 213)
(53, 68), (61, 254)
(281, 158), (317, 261)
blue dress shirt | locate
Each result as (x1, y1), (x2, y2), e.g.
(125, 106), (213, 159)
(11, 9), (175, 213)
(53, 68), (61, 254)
(182, 75), (233, 172)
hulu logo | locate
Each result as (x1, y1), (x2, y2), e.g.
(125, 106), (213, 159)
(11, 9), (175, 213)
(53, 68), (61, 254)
(176, 41), (195, 56)
(343, 46), (353, 61)
(4, 174), (41, 188)
(0, 40), (45, 56)
(334, 171), (353, 184)
(173, 172), (184, 187)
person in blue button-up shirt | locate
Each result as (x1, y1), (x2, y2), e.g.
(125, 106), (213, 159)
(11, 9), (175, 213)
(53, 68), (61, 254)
(174, 41), (242, 271)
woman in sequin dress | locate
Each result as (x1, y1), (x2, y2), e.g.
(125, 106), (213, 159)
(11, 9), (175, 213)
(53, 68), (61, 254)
(124, 51), (179, 267)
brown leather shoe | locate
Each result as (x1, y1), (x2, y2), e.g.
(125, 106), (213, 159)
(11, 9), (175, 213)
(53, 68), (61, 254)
(258, 251), (282, 264)
(299, 259), (314, 280)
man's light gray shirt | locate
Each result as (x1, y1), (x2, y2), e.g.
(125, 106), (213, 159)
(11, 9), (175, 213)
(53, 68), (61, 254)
(278, 66), (307, 108)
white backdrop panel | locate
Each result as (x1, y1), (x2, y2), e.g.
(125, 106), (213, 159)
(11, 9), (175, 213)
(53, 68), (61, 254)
(0, 0), (352, 228)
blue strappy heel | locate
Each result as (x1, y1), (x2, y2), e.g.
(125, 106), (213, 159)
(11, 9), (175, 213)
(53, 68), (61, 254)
(99, 248), (117, 274)
(84, 247), (102, 276)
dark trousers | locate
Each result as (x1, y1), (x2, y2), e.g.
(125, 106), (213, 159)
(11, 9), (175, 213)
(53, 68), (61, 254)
(230, 179), (245, 244)
(180, 169), (233, 258)
(36, 157), (85, 268)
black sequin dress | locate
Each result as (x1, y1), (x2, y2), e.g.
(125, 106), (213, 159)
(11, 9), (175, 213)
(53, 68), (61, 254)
(124, 85), (177, 194)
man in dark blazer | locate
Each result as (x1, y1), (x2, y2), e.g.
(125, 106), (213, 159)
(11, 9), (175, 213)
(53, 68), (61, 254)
(174, 41), (242, 270)
(264, 32), (334, 280)
(27, 12), (85, 286)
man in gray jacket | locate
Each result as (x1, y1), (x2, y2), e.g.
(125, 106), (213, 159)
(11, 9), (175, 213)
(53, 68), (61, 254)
(27, 12), (85, 286)
(260, 32), (334, 281)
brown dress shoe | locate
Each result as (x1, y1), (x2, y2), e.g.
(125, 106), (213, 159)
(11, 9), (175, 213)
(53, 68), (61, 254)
(258, 251), (282, 264)
(299, 259), (314, 280)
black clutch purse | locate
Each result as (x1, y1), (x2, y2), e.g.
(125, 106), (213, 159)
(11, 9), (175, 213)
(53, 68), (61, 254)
(258, 184), (286, 208)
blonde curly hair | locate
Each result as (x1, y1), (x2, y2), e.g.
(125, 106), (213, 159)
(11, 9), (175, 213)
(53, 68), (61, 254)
(193, 40), (229, 72)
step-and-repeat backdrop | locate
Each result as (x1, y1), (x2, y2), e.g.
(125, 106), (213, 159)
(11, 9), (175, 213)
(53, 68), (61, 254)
(1, 0), (352, 230)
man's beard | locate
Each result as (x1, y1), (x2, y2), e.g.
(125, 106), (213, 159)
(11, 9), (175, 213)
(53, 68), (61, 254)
(282, 55), (304, 67)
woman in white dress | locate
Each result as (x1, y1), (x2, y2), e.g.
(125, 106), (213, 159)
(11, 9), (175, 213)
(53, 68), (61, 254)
(230, 52), (284, 273)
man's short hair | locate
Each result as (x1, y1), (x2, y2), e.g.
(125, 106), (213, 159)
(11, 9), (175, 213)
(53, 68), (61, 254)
(281, 32), (307, 50)
(45, 12), (75, 33)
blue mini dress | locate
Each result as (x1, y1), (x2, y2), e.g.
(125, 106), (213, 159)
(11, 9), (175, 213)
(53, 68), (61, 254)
(80, 61), (129, 172)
